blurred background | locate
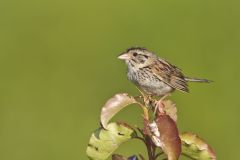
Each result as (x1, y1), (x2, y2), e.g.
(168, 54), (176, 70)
(0, 0), (239, 159)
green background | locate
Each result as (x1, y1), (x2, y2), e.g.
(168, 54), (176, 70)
(0, 0), (239, 159)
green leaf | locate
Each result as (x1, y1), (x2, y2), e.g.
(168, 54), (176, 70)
(100, 93), (139, 129)
(180, 132), (216, 160)
(86, 122), (137, 160)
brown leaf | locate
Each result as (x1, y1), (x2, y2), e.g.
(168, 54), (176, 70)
(180, 132), (216, 160)
(162, 100), (177, 122)
(100, 93), (139, 129)
(154, 115), (181, 160)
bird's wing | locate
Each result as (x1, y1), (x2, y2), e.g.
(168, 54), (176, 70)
(148, 58), (189, 93)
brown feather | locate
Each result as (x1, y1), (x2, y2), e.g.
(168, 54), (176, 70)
(150, 59), (189, 93)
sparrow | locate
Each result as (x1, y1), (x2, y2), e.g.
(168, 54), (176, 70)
(118, 47), (211, 97)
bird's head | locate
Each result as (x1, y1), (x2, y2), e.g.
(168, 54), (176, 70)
(118, 47), (156, 68)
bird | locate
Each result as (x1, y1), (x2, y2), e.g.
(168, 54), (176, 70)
(118, 47), (211, 97)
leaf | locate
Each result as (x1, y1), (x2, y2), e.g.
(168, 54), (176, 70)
(86, 122), (137, 160)
(180, 132), (216, 160)
(112, 154), (138, 160)
(162, 100), (177, 122)
(151, 114), (181, 160)
(100, 93), (139, 129)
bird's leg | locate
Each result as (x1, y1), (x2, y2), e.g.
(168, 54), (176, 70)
(136, 87), (152, 106)
(136, 87), (145, 97)
(154, 93), (171, 115)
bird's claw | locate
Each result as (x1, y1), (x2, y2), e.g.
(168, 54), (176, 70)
(154, 93), (171, 115)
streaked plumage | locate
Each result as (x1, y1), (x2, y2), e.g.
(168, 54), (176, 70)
(118, 47), (211, 96)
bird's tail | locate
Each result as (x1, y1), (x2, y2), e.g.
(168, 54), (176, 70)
(184, 77), (213, 83)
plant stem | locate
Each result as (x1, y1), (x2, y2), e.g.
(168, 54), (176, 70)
(145, 135), (154, 160)
(134, 136), (146, 144)
(154, 152), (164, 159)
(138, 100), (162, 160)
(139, 154), (145, 160)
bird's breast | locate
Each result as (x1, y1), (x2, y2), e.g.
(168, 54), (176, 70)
(127, 68), (173, 96)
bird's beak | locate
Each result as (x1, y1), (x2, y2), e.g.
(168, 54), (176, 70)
(118, 53), (130, 60)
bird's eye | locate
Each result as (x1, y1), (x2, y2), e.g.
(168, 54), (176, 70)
(133, 52), (138, 57)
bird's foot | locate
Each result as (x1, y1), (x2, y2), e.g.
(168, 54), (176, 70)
(135, 87), (153, 107)
(154, 94), (171, 115)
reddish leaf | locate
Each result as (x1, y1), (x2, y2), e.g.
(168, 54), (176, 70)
(100, 93), (139, 129)
(162, 100), (177, 122)
(154, 115), (181, 160)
